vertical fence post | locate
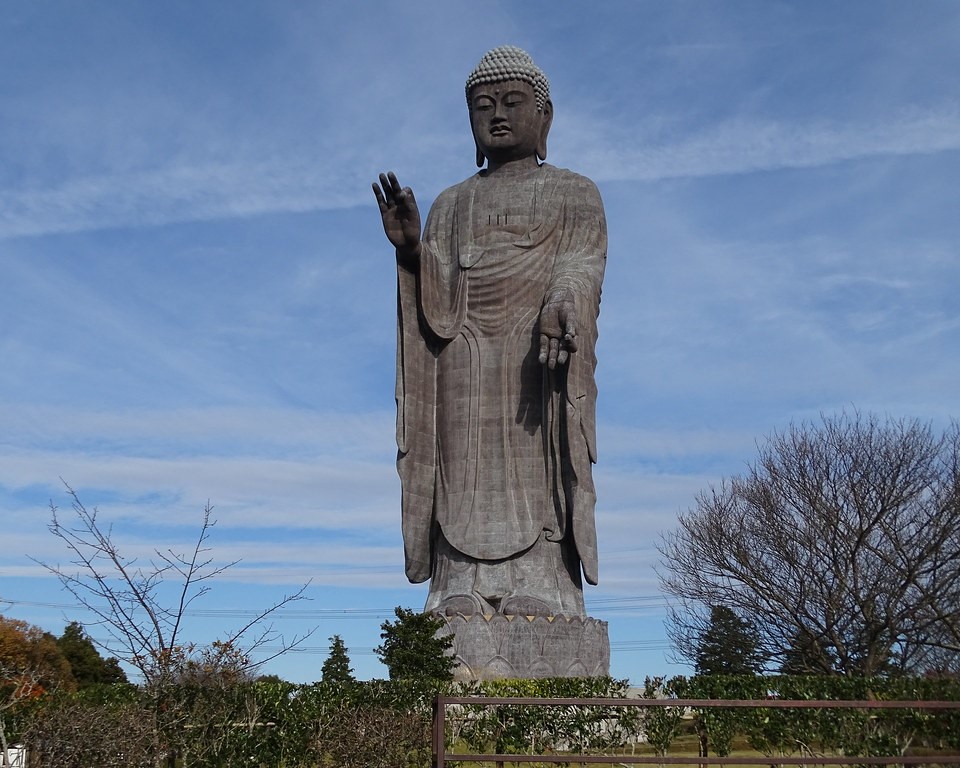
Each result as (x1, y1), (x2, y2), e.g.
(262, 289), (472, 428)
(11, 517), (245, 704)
(432, 694), (446, 768)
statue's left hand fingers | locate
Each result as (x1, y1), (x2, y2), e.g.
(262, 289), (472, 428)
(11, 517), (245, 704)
(561, 302), (578, 343)
(548, 337), (560, 369)
(538, 333), (551, 365)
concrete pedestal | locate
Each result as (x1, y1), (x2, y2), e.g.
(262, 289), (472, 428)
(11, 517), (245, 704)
(437, 613), (610, 681)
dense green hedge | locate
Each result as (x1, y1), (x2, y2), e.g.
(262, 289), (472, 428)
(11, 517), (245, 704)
(11, 674), (960, 767)
(658, 675), (960, 759)
(15, 677), (631, 767)
(450, 676), (637, 757)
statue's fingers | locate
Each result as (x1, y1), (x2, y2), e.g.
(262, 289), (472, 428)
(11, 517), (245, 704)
(378, 173), (396, 204)
(548, 337), (560, 369)
(538, 333), (550, 365)
(372, 182), (389, 210)
(402, 186), (419, 213)
(564, 332), (579, 353)
(387, 171), (404, 197)
(557, 349), (569, 366)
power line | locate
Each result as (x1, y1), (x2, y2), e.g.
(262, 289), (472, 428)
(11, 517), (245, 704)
(2, 598), (398, 620)
(591, 596), (665, 603)
(3, 596), (669, 617)
(246, 642), (671, 657)
(4, 597), (672, 654)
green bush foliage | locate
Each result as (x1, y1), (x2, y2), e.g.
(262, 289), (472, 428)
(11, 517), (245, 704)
(12, 673), (960, 766)
(453, 676), (637, 757)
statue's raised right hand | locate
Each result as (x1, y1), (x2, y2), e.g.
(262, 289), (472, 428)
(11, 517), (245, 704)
(373, 171), (422, 263)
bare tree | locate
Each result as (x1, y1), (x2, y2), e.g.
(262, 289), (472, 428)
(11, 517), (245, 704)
(658, 412), (960, 677)
(38, 484), (310, 683)
(35, 484), (313, 767)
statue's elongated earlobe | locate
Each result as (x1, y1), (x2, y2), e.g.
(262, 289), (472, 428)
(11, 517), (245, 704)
(476, 143), (485, 168)
(537, 99), (554, 162)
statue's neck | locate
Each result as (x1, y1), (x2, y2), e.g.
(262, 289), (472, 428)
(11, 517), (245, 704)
(482, 155), (541, 177)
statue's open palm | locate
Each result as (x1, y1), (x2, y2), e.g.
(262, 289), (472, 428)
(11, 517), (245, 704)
(373, 171), (422, 257)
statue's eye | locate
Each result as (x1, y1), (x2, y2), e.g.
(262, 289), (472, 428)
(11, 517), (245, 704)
(474, 97), (495, 112)
(503, 90), (527, 109)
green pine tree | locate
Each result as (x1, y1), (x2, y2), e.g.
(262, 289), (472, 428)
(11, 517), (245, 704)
(695, 606), (762, 676)
(56, 621), (127, 688)
(320, 634), (355, 683)
(374, 606), (455, 681)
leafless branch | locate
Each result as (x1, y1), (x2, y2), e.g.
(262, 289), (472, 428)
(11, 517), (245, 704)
(34, 483), (314, 685)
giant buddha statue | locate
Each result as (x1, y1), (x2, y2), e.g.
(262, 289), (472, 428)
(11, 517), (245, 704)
(373, 46), (607, 636)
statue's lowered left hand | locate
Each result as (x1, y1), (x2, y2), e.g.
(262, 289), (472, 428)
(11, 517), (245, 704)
(538, 294), (578, 369)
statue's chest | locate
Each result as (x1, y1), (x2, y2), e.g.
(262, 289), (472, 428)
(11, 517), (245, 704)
(467, 179), (538, 238)
(455, 174), (556, 272)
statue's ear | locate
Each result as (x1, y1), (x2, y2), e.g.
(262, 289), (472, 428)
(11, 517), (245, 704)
(536, 99), (553, 162)
(475, 141), (485, 168)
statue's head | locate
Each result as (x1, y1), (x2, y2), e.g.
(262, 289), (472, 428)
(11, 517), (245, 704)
(465, 46), (553, 168)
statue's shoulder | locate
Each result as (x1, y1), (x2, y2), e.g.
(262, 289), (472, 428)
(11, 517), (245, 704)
(430, 175), (478, 211)
(539, 163), (603, 203)
(541, 163), (598, 185)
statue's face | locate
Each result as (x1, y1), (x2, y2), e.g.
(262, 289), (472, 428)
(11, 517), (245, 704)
(469, 79), (547, 164)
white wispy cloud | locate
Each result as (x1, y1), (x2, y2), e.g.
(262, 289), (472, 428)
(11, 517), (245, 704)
(0, 160), (370, 239)
(0, 452), (397, 527)
(5, 106), (957, 239)
(579, 107), (960, 182)
(0, 405), (394, 458)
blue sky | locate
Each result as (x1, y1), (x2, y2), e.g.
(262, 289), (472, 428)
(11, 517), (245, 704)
(2, 1), (959, 684)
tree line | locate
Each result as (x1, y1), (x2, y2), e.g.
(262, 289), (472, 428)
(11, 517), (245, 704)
(4, 669), (960, 767)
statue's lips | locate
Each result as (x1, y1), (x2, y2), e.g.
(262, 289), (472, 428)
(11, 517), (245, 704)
(489, 126), (511, 136)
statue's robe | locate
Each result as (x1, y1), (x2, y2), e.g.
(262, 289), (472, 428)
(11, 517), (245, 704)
(395, 163), (606, 592)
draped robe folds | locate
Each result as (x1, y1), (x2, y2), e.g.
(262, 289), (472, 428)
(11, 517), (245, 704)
(395, 163), (606, 595)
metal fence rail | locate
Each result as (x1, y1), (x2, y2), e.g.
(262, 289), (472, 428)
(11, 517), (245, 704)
(432, 696), (960, 767)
